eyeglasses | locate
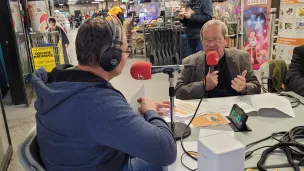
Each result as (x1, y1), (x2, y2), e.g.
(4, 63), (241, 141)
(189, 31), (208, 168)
(202, 37), (222, 44)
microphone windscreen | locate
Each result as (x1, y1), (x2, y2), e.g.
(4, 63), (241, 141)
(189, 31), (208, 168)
(206, 51), (219, 66)
(130, 62), (152, 80)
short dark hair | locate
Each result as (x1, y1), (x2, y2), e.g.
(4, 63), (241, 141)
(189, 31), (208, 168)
(76, 17), (112, 67)
(48, 18), (56, 23)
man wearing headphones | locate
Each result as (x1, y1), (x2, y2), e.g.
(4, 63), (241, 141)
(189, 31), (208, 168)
(31, 16), (176, 171)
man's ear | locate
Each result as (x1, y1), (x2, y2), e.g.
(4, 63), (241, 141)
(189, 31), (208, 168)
(224, 37), (228, 47)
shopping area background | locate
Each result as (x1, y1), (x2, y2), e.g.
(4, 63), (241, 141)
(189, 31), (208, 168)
(0, 0), (304, 170)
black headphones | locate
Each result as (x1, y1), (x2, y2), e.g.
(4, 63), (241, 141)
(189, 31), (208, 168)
(99, 14), (124, 72)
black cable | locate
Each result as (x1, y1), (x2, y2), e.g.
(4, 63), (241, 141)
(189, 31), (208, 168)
(298, 157), (304, 166)
(246, 126), (304, 171)
(245, 146), (273, 159)
(180, 65), (206, 170)
(181, 152), (198, 171)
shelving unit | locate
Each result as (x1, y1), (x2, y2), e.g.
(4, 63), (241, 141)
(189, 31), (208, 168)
(226, 22), (240, 49)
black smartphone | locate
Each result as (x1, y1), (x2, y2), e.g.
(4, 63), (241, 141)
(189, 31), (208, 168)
(229, 104), (248, 130)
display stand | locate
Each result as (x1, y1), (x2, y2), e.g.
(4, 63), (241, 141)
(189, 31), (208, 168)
(164, 69), (191, 140)
(226, 117), (252, 132)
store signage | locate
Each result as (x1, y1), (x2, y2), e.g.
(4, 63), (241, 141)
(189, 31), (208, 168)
(247, 0), (268, 5)
(277, 0), (304, 61)
(32, 47), (56, 72)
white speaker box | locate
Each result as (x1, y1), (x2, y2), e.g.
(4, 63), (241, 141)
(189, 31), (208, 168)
(198, 132), (245, 171)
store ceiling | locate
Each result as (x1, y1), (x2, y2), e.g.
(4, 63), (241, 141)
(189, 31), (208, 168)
(53, 0), (118, 5)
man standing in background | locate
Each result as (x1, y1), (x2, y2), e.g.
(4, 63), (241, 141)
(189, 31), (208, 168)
(178, 0), (213, 56)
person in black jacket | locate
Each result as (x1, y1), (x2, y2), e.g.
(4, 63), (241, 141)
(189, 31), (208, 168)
(285, 45), (304, 96)
(178, 0), (213, 56)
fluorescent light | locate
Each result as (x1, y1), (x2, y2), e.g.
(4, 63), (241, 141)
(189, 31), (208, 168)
(59, 4), (64, 5)
(114, 0), (117, 1)
(92, 1), (99, 3)
(95, 0), (104, 1)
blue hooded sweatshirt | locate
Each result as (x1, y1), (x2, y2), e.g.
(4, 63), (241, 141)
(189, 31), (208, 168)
(32, 64), (177, 171)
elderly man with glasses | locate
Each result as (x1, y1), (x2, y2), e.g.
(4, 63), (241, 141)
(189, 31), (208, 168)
(175, 20), (261, 100)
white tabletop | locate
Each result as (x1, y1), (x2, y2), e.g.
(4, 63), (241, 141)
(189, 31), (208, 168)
(168, 92), (304, 171)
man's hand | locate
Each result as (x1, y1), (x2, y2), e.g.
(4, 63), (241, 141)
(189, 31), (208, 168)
(231, 70), (247, 93)
(184, 12), (191, 19)
(178, 12), (185, 19)
(206, 70), (219, 91)
(155, 101), (170, 116)
(65, 44), (69, 48)
(137, 97), (157, 116)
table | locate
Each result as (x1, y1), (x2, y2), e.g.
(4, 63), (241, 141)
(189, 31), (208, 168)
(168, 92), (304, 171)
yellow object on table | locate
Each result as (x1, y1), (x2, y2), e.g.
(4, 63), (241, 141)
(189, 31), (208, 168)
(191, 113), (229, 127)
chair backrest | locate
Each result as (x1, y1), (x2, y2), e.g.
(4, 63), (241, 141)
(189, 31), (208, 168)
(17, 126), (46, 171)
(260, 60), (291, 93)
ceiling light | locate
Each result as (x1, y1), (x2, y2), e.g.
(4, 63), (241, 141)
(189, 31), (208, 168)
(59, 3), (64, 5)
(92, 1), (99, 3)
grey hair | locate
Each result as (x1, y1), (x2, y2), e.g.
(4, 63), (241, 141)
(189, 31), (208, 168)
(201, 20), (229, 38)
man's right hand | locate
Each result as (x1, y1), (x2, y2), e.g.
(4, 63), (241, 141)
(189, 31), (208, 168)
(205, 70), (219, 91)
(137, 97), (157, 116)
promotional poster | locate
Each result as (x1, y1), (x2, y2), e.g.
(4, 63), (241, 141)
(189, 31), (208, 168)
(277, 0), (304, 61)
(243, 0), (272, 70)
(27, 0), (48, 32)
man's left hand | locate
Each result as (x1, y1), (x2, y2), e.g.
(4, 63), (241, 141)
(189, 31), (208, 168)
(155, 101), (170, 116)
(231, 70), (247, 93)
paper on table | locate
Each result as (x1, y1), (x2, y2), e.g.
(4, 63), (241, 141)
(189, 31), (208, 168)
(191, 113), (230, 127)
(203, 97), (255, 116)
(129, 84), (146, 111)
(251, 93), (295, 118)
(199, 129), (235, 138)
(161, 99), (207, 120)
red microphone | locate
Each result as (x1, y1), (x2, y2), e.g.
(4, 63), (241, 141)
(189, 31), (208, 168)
(130, 62), (192, 80)
(206, 51), (219, 72)
(130, 62), (152, 80)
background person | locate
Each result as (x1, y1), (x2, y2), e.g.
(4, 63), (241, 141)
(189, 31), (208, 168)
(178, 0), (213, 56)
(285, 45), (304, 96)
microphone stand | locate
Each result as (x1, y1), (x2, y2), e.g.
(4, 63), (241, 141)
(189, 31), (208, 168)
(163, 69), (191, 140)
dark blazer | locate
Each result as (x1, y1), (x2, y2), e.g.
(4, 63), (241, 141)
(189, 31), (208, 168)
(180, 0), (213, 39)
(175, 48), (261, 100)
(285, 46), (304, 96)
